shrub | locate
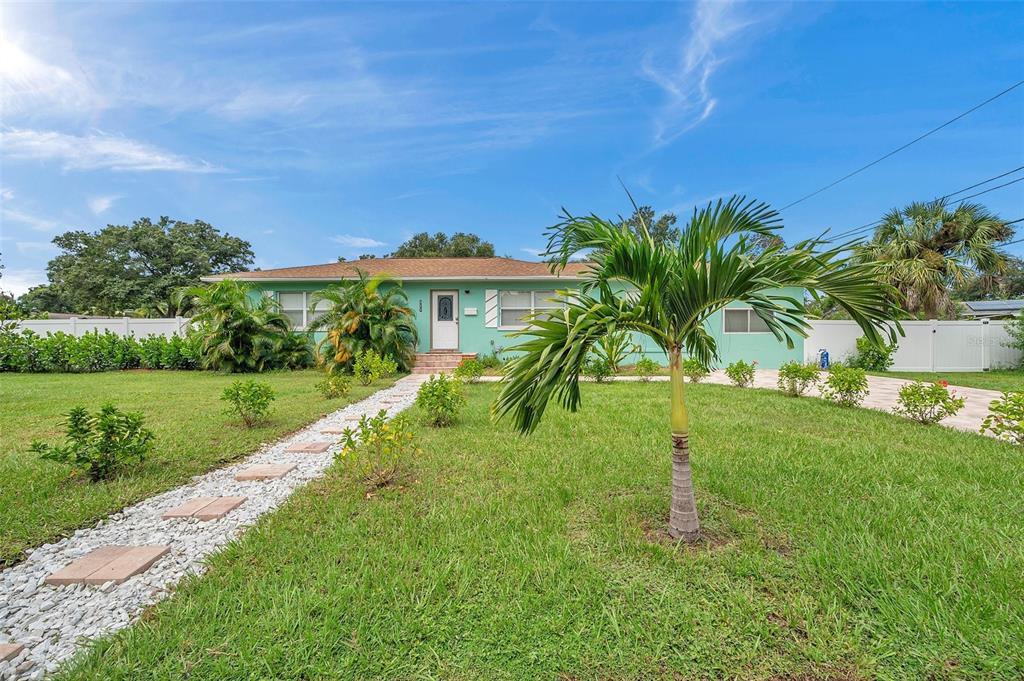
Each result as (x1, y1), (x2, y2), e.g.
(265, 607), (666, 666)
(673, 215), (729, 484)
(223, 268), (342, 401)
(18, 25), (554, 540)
(980, 391), (1024, 445)
(777, 361), (821, 397)
(893, 380), (965, 425)
(680, 358), (709, 383)
(273, 331), (315, 370)
(353, 349), (397, 386)
(634, 357), (660, 382)
(821, 365), (869, 407)
(30, 404), (153, 482)
(594, 330), (640, 373)
(583, 357), (613, 383)
(416, 373), (466, 427)
(453, 358), (484, 383)
(339, 410), (420, 490)
(315, 373), (351, 399)
(221, 379), (275, 427)
(1005, 311), (1024, 368)
(0, 329), (207, 373)
(478, 352), (504, 370)
(847, 335), (896, 372)
(724, 359), (756, 388)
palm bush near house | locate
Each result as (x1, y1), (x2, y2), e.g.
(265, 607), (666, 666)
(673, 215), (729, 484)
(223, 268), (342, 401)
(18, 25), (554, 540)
(893, 380), (965, 424)
(633, 356), (660, 381)
(777, 361), (821, 397)
(820, 365), (869, 407)
(308, 271), (418, 373)
(724, 359), (756, 387)
(415, 373), (466, 427)
(980, 391), (1024, 445)
(30, 404), (153, 482)
(221, 379), (276, 427)
(592, 329), (639, 372)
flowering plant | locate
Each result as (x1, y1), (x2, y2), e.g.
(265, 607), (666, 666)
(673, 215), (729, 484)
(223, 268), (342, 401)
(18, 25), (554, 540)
(893, 381), (965, 425)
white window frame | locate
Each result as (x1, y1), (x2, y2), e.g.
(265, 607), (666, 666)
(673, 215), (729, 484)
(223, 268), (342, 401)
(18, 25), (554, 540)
(722, 307), (773, 334)
(498, 290), (565, 330)
(274, 291), (325, 330)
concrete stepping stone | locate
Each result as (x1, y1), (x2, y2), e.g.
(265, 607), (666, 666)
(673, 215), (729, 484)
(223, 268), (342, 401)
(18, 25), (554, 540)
(234, 463), (296, 481)
(0, 643), (23, 662)
(163, 496), (247, 521)
(319, 426), (348, 435)
(45, 545), (170, 586)
(284, 441), (332, 453)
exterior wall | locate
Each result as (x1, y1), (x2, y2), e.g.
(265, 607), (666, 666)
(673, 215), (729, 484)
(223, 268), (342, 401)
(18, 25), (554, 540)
(250, 280), (804, 368)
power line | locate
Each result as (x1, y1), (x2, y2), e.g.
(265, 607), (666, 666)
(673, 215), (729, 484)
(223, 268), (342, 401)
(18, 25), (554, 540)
(951, 176), (1024, 203)
(778, 79), (1024, 212)
(935, 165), (1024, 202)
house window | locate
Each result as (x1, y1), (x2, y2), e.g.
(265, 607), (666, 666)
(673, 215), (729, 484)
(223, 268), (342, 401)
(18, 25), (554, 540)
(278, 292), (306, 328)
(723, 308), (773, 333)
(499, 290), (565, 329)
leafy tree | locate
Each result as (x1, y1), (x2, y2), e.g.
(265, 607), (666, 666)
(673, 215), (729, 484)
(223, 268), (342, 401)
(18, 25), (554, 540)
(618, 206), (680, 247)
(954, 256), (1024, 301)
(387, 232), (495, 258)
(308, 271), (418, 373)
(16, 285), (72, 315)
(494, 196), (899, 541)
(857, 201), (1013, 318)
(35, 217), (254, 315)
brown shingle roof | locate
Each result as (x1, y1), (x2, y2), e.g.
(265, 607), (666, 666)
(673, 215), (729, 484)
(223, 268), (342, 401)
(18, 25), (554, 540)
(204, 257), (592, 282)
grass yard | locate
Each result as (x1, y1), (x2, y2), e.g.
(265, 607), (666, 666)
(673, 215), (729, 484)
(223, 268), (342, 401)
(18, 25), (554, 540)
(59, 382), (1023, 680)
(0, 370), (395, 567)
(871, 370), (1022, 393)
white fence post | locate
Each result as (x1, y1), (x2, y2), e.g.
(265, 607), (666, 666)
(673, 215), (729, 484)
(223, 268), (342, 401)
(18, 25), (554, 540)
(981, 320), (990, 371)
(175, 316), (185, 337)
(70, 317), (78, 337)
(123, 316), (131, 336)
(928, 319), (937, 372)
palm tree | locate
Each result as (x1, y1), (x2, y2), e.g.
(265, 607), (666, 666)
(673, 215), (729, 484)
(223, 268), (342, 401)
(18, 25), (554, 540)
(174, 280), (292, 372)
(493, 196), (901, 541)
(308, 271), (418, 373)
(857, 200), (1012, 318)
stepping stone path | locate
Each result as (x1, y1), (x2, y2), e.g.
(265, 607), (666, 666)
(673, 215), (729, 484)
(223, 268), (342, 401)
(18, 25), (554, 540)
(284, 441), (332, 453)
(319, 426), (348, 435)
(0, 374), (427, 680)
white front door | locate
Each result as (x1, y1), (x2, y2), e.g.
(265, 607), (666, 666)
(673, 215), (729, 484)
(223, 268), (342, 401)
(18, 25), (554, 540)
(431, 290), (459, 350)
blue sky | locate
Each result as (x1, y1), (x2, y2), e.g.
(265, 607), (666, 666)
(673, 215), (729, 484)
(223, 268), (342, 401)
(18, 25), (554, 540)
(1, 1), (1022, 296)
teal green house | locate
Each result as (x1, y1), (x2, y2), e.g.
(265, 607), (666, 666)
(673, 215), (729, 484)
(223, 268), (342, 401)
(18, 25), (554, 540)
(206, 257), (803, 368)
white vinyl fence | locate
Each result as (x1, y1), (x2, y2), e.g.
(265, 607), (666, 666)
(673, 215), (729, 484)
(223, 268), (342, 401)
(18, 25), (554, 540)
(806, 320), (1021, 372)
(11, 317), (191, 338)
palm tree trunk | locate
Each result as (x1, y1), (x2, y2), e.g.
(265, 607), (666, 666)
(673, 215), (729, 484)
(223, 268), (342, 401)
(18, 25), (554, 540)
(668, 348), (700, 541)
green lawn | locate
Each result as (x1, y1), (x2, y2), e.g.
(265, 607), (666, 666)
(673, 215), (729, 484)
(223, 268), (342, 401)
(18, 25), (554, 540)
(0, 370), (394, 567)
(60, 382), (1023, 680)
(871, 370), (1022, 393)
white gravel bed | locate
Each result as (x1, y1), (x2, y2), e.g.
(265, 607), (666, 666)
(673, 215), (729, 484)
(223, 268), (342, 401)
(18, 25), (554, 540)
(0, 375), (426, 680)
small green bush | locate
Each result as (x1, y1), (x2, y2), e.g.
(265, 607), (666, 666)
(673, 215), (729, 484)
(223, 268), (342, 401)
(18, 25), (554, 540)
(680, 358), (709, 383)
(416, 373), (466, 427)
(30, 404), (154, 482)
(353, 350), (398, 385)
(634, 357), (660, 382)
(847, 335), (896, 372)
(478, 352), (504, 370)
(725, 359), (756, 388)
(777, 361), (821, 397)
(453, 358), (484, 383)
(221, 379), (275, 427)
(594, 330), (640, 373)
(980, 391), (1024, 445)
(315, 373), (351, 399)
(339, 410), (420, 490)
(893, 380), (965, 425)
(584, 357), (613, 383)
(821, 365), (869, 407)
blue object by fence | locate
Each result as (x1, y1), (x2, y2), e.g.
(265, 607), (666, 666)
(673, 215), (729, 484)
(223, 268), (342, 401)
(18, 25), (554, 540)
(818, 349), (830, 369)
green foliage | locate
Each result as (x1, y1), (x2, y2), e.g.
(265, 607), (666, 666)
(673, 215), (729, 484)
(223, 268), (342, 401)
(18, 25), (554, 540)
(777, 361), (821, 397)
(309, 271), (418, 373)
(981, 391), (1024, 445)
(821, 365), (869, 407)
(1004, 311), (1024, 368)
(177, 280), (298, 373)
(617, 206), (680, 247)
(453, 358), (484, 383)
(680, 357), (709, 383)
(848, 335), (896, 372)
(593, 329), (640, 372)
(273, 331), (315, 370)
(583, 357), (613, 383)
(30, 404), (153, 482)
(0, 329), (199, 373)
(633, 357), (660, 381)
(416, 373), (466, 427)
(339, 410), (420, 490)
(28, 217), (253, 315)
(386, 232), (494, 258)
(315, 373), (351, 399)
(221, 379), (275, 427)
(478, 352), (504, 370)
(724, 359), (756, 387)
(893, 380), (965, 424)
(353, 349), (398, 386)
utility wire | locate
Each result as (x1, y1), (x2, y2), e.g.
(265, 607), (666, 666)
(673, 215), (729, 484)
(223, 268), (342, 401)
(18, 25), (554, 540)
(778, 79), (1024, 212)
(935, 165), (1024, 202)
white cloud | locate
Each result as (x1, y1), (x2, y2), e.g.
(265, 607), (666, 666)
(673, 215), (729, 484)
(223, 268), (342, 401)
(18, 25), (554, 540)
(331, 234), (386, 249)
(520, 247), (544, 258)
(0, 37), (98, 115)
(87, 195), (118, 215)
(0, 269), (47, 297)
(641, 0), (764, 146)
(0, 187), (14, 201)
(0, 128), (223, 173)
(2, 206), (59, 232)
(15, 240), (57, 253)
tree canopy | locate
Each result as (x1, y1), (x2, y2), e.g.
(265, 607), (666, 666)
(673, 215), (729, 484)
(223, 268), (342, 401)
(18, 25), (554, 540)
(386, 232), (495, 258)
(617, 206), (680, 247)
(19, 217), (254, 316)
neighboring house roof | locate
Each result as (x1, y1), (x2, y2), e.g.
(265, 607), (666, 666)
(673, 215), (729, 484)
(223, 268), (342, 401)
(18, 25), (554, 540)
(961, 299), (1024, 318)
(202, 257), (593, 282)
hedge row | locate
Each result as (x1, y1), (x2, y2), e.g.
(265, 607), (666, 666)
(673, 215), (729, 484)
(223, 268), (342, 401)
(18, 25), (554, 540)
(0, 329), (201, 373)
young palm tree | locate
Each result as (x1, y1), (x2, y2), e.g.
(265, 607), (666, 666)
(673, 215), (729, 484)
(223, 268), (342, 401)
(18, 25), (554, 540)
(308, 270), (418, 373)
(494, 196), (901, 541)
(857, 200), (1012, 318)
